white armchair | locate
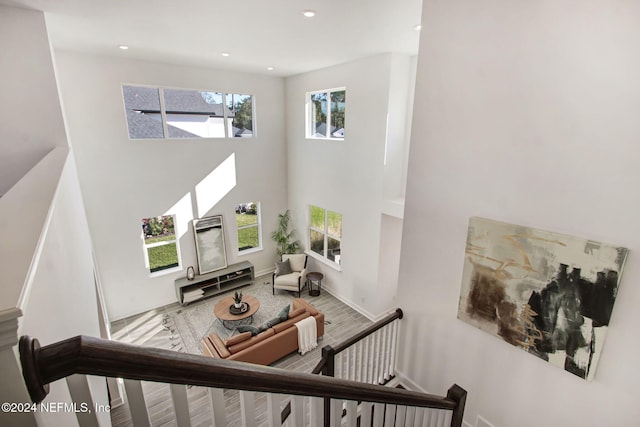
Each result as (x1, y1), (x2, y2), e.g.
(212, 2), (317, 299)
(272, 254), (308, 297)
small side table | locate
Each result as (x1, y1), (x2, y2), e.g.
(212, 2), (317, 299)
(307, 272), (323, 297)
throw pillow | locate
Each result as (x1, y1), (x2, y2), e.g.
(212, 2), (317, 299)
(236, 325), (260, 336)
(277, 304), (290, 321)
(225, 331), (252, 346)
(275, 259), (292, 276)
(258, 317), (283, 332)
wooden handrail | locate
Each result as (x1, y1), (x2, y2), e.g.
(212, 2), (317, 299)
(333, 308), (403, 354)
(19, 335), (462, 414)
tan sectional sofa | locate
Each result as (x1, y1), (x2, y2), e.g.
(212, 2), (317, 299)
(202, 298), (324, 365)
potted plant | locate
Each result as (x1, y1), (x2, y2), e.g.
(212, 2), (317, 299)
(271, 209), (300, 256)
(233, 290), (243, 308)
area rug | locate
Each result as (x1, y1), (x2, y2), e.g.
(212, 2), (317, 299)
(164, 281), (297, 355)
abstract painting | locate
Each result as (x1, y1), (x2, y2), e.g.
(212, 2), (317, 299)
(458, 217), (628, 381)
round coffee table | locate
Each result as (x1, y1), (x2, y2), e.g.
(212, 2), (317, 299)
(214, 294), (260, 329)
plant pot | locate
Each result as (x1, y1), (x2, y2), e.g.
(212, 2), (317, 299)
(234, 302), (242, 309)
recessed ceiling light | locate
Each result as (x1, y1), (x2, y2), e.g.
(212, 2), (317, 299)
(302, 10), (315, 18)
(413, 24), (422, 31)
(118, 45), (129, 50)
(221, 52), (230, 57)
(267, 67), (274, 71)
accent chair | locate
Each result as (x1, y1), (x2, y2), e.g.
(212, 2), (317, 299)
(272, 254), (308, 297)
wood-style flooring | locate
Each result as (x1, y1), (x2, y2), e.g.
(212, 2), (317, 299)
(109, 276), (373, 427)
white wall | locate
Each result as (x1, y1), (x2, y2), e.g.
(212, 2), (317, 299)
(0, 5), (67, 197)
(397, 1), (640, 426)
(19, 153), (109, 427)
(54, 52), (288, 320)
(285, 54), (413, 318)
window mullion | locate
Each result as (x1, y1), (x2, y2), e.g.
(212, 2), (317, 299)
(158, 88), (169, 139)
(325, 91), (331, 138)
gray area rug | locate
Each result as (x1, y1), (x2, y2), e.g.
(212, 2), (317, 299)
(164, 281), (300, 355)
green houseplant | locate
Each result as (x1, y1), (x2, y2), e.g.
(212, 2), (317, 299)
(271, 209), (300, 256)
(233, 290), (243, 308)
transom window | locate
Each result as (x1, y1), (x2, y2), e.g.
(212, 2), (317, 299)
(123, 85), (254, 139)
(307, 88), (345, 139)
(235, 201), (262, 253)
(141, 215), (180, 274)
(309, 205), (342, 265)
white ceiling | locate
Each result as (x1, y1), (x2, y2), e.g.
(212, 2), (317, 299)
(1, 0), (423, 77)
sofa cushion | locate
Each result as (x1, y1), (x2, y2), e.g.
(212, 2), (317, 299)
(225, 331), (252, 346)
(272, 311), (310, 334)
(274, 272), (301, 287)
(293, 298), (319, 316)
(288, 307), (306, 319)
(236, 325), (260, 336)
(204, 334), (231, 358)
(258, 316), (283, 332)
(228, 328), (275, 354)
(275, 259), (292, 275)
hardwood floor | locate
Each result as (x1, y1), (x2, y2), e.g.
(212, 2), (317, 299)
(109, 276), (373, 427)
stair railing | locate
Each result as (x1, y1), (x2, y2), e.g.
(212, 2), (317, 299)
(313, 308), (403, 384)
(19, 334), (466, 427)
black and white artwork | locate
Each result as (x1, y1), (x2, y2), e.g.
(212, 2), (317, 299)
(458, 217), (628, 381)
(193, 215), (227, 275)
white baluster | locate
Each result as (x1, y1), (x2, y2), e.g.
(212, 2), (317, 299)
(383, 404), (396, 427)
(373, 330), (382, 385)
(329, 399), (341, 427)
(404, 406), (416, 427)
(266, 393), (281, 427)
(239, 390), (256, 427)
(345, 400), (358, 426)
(422, 407), (433, 427)
(169, 383), (191, 427)
(356, 341), (364, 382)
(309, 396), (324, 427)
(381, 326), (390, 382)
(123, 379), (151, 427)
(372, 402), (385, 427)
(65, 374), (99, 427)
(412, 406), (424, 427)
(335, 352), (343, 379)
(291, 395), (305, 426)
(361, 402), (373, 427)
(395, 405), (407, 427)
(389, 320), (399, 378)
(208, 388), (226, 427)
(364, 335), (372, 384)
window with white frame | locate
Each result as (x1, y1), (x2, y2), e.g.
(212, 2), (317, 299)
(141, 215), (180, 273)
(307, 88), (345, 139)
(235, 201), (261, 253)
(122, 85), (254, 139)
(309, 205), (342, 264)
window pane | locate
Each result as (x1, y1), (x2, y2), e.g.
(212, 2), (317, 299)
(227, 93), (253, 138)
(310, 205), (325, 229)
(330, 90), (345, 138)
(235, 203), (258, 225)
(142, 215), (176, 243)
(122, 86), (165, 139)
(310, 230), (324, 257)
(328, 237), (341, 264)
(163, 89), (226, 138)
(237, 226), (259, 251)
(310, 92), (327, 137)
(147, 243), (179, 272)
(327, 211), (342, 238)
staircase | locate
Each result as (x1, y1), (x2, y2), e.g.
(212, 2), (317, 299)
(18, 308), (466, 427)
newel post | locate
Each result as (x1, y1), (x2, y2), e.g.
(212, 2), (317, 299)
(321, 345), (336, 427)
(447, 384), (467, 427)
